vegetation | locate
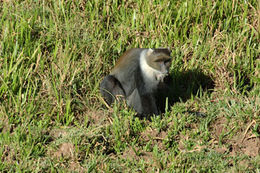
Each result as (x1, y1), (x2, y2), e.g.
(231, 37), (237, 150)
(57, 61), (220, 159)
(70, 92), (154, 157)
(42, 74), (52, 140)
(0, 0), (259, 172)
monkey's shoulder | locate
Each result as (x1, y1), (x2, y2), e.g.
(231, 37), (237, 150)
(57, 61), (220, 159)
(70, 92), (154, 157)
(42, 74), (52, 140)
(111, 48), (144, 74)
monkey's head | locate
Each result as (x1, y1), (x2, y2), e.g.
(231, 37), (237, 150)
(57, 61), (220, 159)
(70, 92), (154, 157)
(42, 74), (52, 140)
(146, 48), (172, 82)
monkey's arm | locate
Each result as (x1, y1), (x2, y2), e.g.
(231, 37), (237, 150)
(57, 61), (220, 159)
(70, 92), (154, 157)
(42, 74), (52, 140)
(134, 70), (159, 115)
(126, 88), (158, 115)
(139, 93), (159, 115)
(100, 75), (125, 105)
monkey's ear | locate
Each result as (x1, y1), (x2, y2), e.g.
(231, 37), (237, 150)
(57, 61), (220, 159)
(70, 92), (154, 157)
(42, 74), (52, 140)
(147, 48), (154, 56)
(167, 48), (171, 56)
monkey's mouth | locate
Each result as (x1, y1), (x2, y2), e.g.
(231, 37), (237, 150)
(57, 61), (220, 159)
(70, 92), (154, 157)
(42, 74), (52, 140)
(156, 73), (168, 82)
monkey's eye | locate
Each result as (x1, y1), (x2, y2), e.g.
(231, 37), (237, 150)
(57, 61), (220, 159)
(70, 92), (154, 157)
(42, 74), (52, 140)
(154, 59), (164, 63)
(165, 59), (171, 63)
(164, 59), (171, 65)
(155, 57), (170, 63)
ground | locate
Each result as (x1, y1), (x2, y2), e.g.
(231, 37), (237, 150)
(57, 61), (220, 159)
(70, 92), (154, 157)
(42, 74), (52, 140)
(0, 0), (259, 172)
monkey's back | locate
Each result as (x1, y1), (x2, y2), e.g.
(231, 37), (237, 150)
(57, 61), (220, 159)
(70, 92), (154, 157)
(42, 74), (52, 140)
(110, 48), (145, 96)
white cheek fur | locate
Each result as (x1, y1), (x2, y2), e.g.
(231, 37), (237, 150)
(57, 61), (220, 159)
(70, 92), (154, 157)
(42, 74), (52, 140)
(156, 73), (167, 82)
(140, 49), (165, 91)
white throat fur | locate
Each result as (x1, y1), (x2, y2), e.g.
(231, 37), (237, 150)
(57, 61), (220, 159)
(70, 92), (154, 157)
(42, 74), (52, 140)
(140, 49), (165, 91)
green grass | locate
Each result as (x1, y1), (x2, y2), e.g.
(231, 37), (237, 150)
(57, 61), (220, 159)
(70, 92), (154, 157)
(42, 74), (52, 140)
(0, 0), (259, 172)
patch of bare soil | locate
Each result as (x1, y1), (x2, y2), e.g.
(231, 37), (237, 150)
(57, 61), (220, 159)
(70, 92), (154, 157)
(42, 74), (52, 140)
(85, 110), (112, 127)
(140, 128), (167, 150)
(120, 128), (168, 171)
(239, 137), (259, 157)
(228, 120), (260, 157)
(69, 161), (84, 173)
(47, 128), (85, 171)
(211, 116), (228, 140)
(121, 147), (165, 171)
(211, 117), (260, 157)
(54, 143), (75, 158)
(48, 142), (84, 172)
(178, 133), (208, 153)
(49, 128), (68, 139)
(51, 142), (84, 170)
(121, 147), (141, 161)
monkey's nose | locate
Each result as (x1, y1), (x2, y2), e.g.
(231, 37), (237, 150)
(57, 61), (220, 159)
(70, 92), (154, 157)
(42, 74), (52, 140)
(163, 72), (169, 76)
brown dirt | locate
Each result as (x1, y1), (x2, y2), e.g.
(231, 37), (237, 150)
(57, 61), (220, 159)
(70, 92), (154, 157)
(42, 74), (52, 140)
(211, 116), (228, 140)
(121, 147), (154, 163)
(49, 128), (68, 139)
(121, 147), (139, 161)
(120, 127), (169, 170)
(54, 143), (75, 158)
(85, 109), (112, 127)
(210, 117), (260, 157)
(240, 137), (259, 157)
(121, 147), (164, 171)
(140, 128), (167, 150)
(47, 141), (85, 171)
(117, 127), (170, 171)
(228, 122), (260, 157)
(69, 161), (84, 173)
(214, 146), (228, 154)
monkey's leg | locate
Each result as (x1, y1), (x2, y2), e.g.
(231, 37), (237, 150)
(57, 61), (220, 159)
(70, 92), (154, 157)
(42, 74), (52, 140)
(140, 94), (159, 115)
(126, 89), (143, 113)
(133, 69), (159, 115)
(100, 75), (125, 106)
(126, 89), (158, 116)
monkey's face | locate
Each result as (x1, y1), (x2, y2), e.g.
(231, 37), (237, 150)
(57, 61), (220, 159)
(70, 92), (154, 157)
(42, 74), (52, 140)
(147, 49), (172, 81)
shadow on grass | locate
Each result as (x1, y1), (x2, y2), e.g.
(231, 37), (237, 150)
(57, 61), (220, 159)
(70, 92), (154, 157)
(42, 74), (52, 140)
(156, 68), (215, 115)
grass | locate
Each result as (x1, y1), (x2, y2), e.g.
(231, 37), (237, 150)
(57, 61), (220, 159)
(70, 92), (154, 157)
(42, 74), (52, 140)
(0, 0), (259, 172)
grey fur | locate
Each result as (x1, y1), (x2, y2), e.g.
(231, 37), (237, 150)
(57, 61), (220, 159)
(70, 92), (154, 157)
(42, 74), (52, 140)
(100, 48), (171, 115)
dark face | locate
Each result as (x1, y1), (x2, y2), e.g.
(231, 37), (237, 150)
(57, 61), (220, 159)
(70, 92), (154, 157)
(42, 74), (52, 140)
(147, 48), (172, 74)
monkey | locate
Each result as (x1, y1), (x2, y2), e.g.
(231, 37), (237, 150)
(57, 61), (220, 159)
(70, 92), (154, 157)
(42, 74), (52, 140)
(100, 48), (172, 116)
